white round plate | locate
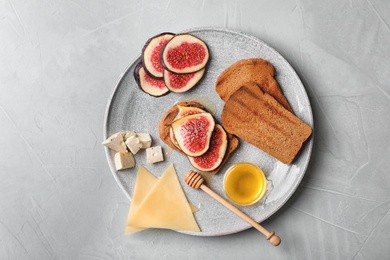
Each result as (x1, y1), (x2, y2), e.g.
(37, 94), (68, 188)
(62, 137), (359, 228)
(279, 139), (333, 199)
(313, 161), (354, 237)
(104, 27), (313, 236)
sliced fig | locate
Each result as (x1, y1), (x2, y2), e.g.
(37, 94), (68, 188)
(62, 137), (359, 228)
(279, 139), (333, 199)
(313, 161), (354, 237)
(134, 62), (170, 97)
(169, 105), (206, 150)
(171, 113), (215, 157)
(161, 34), (209, 74)
(142, 32), (175, 78)
(176, 105), (206, 118)
(188, 124), (228, 172)
(163, 68), (205, 93)
(169, 128), (181, 150)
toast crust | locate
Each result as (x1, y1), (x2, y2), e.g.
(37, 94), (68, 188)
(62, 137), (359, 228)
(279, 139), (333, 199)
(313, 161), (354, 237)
(159, 102), (239, 174)
(221, 83), (312, 164)
(216, 58), (293, 113)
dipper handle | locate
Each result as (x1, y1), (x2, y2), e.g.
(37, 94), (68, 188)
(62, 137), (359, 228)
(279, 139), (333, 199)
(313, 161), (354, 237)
(184, 171), (281, 246)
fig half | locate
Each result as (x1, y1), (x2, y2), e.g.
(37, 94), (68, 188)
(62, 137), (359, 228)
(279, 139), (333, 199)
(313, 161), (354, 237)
(175, 105), (206, 118)
(142, 32), (175, 78)
(134, 62), (170, 97)
(171, 113), (215, 157)
(161, 34), (209, 74)
(163, 68), (205, 93)
(188, 124), (228, 172)
(169, 105), (206, 149)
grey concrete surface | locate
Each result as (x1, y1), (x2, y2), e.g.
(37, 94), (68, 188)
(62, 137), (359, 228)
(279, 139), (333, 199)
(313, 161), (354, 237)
(1, 0), (390, 259)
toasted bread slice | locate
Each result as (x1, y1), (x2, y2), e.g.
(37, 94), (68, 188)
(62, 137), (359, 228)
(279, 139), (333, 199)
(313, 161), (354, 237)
(159, 102), (239, 174)
(216, 58), (293, 113)
(221, 83), (312, 164)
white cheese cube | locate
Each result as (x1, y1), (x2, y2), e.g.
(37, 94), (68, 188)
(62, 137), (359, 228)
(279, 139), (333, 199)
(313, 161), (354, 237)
(114, 152), (135, 170)
(146, 146), (164, 164)
(123, 131), (136, 141)
(125, 136), (142, 155)
(102, 132), (127, 153)
(137, 133), (152, 148)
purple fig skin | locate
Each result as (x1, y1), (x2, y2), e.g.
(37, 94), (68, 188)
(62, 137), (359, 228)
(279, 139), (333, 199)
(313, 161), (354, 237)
(133, 61), (170, 97)
(141, 32), (175, 79)
(161, 33), (210, 74)
(133, 61), (142, 83)
(133, 61), (144, 89)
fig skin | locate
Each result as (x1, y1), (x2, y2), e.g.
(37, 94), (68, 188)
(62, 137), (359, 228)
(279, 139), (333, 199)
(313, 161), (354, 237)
(161, 33), (210, 74)
(133, 62), (170, 97)
(141, 32), (175, 79)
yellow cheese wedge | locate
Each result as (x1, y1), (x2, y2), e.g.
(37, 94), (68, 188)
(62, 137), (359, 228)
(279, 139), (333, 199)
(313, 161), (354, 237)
(125, 166), (158, 234)
(127, 164), (200, 232)
(125, 165), (199, 234)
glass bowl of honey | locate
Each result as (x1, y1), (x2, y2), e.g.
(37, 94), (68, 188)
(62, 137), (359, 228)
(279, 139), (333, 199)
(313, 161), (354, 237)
(223, 162), (267, 206)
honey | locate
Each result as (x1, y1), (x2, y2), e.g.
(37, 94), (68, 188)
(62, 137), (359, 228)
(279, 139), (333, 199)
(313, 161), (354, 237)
(223, 162), (267, 206)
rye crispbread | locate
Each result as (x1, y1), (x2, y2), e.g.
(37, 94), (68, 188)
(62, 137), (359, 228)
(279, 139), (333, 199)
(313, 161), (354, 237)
(221, 83), (312, 164)
(159, 102), (239, 174)
(216, 58), (293, 113)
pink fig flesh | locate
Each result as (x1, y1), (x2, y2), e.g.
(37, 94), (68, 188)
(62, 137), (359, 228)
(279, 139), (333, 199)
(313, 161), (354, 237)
(171, 113), (215, 157)
(188, 124), (228, 172)
(162, 34), (209, 74)
(134, 62), (169, 97)
(169, 105), (206, 149)
(163, 68), (205, 93)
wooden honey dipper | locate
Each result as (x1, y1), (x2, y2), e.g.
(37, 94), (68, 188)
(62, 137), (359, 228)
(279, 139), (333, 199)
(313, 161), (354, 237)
(184, 170), (281, 246)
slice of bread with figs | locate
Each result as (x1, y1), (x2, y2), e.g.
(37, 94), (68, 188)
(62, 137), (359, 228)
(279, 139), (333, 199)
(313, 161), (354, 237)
(159, 102), (239, 174)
